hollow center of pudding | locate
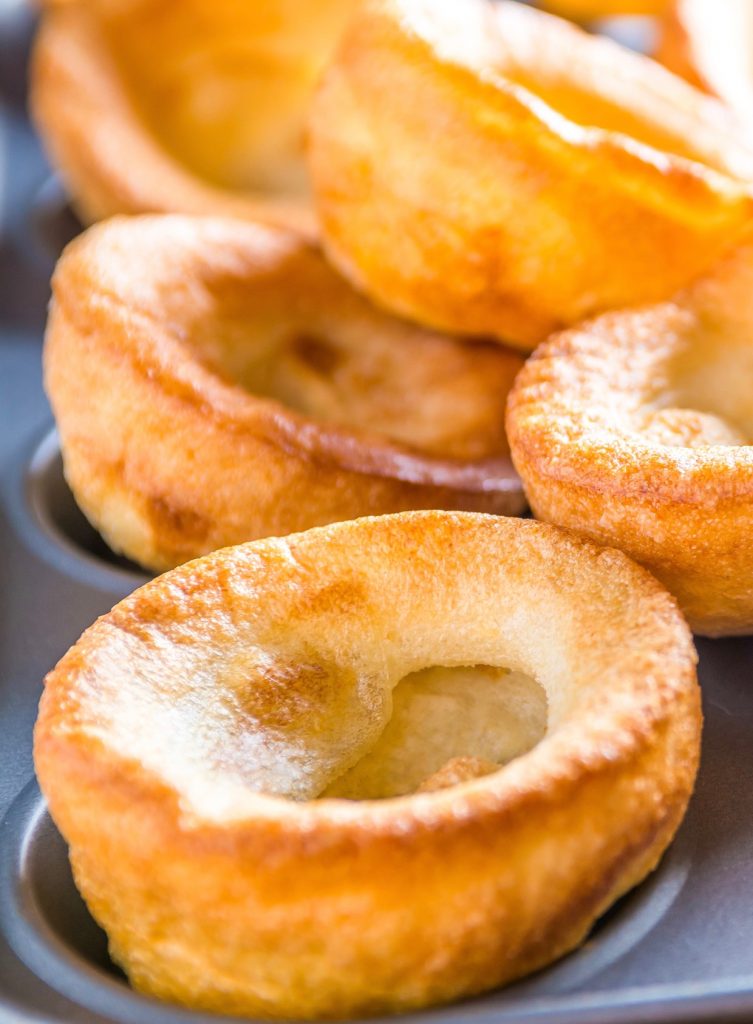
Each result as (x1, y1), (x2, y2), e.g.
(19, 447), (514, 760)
(642, 315), (753, 446)
(249, 331), (512, 460)
(181, 262), (517, 461)
(96, 1), (354, 194)
(85, 652), (548, 810)
(322, 665), (547, 800)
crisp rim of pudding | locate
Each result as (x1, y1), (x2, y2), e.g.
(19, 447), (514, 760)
(507, 237), (753, 636)
(308, 0), (753, 350)
(405, 0), (742, 177)
(30, 0), (358, 230)
(44, 215), (525, 572)
(34, 511), (701, 1018)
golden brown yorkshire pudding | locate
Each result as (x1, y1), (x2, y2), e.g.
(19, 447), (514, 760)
(540, 1), (670, 18)
(31, 0), (358, 231)
(308, 0), (753, 352)
(507, 237), (753, 637)
(658, 1), (753, 132)
(45, 215), (525, 573)
(35, 511), (701, 1020)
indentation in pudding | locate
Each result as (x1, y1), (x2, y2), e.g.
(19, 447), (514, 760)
(178, 253), (520, 462)
(640, 408), (748, 448)
(323, 665), (547, 800)
(102, 638), (547, 808)
(640, 319), (753, 447)
(289, 333), (344, 376)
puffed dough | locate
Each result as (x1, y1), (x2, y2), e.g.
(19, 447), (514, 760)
(507, 236), (753, 637)
(31, 0), (358, 232)
(658, 1), (753, 133)
(44, 215), (525, 572)
(308, 0), (753, 350)
(35, 511), (701, 1019)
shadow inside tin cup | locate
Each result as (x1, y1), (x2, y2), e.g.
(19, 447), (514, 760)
(28, 176), (82, 262)
(26, 429), (145, 577)
(10, 427), (150, 593)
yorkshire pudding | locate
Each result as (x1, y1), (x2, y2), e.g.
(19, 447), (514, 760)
(308, 0), (753, 351)
(44, 215), (525, 573)
(658, 1), (753, 133)
(31, 0), (357, 231)
(35, 511), (701, 1019)
(507, 237), (753, 637)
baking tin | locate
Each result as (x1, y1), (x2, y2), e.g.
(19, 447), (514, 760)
(3, 6), (753, 1024)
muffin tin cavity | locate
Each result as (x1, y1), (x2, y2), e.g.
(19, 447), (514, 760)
(515, 835), (691, 995)
(0, 786), (191, 1024)
(0, 780), (690, 1023)
(20, 429), (148, 590)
